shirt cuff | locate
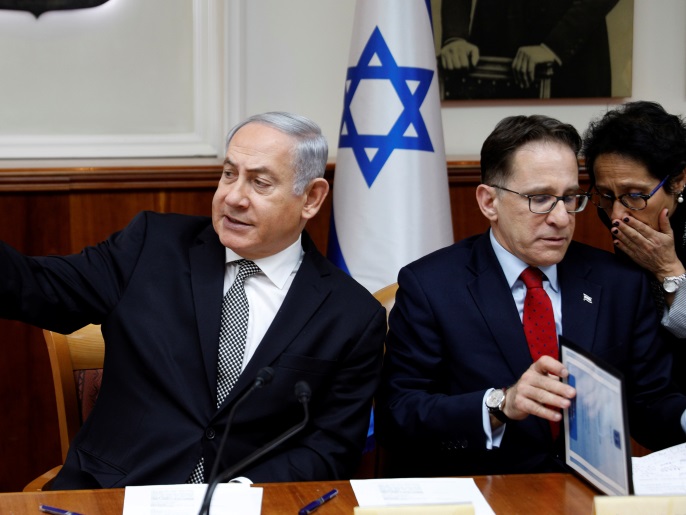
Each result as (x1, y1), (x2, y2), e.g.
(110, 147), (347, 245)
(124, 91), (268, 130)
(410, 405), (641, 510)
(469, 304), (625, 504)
(661, 286), (686, 338)
(483, 389), (506, 449)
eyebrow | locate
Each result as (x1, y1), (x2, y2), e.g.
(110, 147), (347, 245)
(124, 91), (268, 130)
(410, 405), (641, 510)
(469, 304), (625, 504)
(595, 181), (648, 192)
(222, 158), (271, 175)
(524, 186), (581, 194)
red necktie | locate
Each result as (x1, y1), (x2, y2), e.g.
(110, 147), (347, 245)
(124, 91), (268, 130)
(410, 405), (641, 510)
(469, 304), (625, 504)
(520, 266), (560, 440)
(520, 267), (558, 361)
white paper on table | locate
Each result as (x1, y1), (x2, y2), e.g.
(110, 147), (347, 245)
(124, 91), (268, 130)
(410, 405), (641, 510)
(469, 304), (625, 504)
(350, 478), (495, 515)
(632, 442), (686, 495)
(122, 483), (262, 515)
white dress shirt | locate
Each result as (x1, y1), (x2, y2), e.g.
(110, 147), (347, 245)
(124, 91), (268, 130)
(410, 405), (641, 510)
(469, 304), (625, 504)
(223, 237), (303, 373)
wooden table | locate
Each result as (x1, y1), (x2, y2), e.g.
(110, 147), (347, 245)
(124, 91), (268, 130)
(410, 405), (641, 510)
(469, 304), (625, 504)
(0, 473), (599, 514)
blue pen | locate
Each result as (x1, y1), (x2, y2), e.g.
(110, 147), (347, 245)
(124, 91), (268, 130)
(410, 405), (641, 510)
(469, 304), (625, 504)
(298, 488), (339, 515)
(39, 505), (85, 515)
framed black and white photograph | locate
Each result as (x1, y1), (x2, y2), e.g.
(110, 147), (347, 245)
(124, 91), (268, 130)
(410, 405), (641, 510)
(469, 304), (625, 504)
(431, 0), (634, 100)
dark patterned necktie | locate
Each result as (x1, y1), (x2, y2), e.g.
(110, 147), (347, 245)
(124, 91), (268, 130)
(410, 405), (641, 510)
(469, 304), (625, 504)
(216, 259), (261, 407)
(520, 266), (560, 440)
(187, 259), (260, 484)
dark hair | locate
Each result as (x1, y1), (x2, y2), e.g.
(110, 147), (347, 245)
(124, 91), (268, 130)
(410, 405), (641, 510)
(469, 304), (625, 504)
(480, 115), (581, 186)
(583, 101), (686, 194)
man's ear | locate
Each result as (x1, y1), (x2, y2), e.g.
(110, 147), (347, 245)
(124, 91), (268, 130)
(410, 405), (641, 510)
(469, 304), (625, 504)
(476, 184), (498, 222)
(301, 178), (330, 221)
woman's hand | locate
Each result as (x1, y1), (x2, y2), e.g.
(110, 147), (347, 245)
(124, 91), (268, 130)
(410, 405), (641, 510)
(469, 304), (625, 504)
(611, 208), (685, 281)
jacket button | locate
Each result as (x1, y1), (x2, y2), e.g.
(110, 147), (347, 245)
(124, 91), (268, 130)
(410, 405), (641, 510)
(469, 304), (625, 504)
(205, 427), (216, 440)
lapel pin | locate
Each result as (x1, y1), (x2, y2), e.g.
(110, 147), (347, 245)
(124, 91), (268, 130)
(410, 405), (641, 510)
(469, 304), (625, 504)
(583, 293), (593, 304)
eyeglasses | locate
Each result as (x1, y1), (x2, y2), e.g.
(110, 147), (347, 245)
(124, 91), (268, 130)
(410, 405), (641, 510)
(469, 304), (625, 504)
(590, 175), (669, 211)
(489, 185), (589, 214)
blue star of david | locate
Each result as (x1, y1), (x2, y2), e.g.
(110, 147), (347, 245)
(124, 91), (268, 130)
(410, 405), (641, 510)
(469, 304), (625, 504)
(339, 26), (434, 188)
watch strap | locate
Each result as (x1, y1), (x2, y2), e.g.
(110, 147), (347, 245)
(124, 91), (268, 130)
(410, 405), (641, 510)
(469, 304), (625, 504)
(487, 387), (511, 424)
(491, 406), (511, 424)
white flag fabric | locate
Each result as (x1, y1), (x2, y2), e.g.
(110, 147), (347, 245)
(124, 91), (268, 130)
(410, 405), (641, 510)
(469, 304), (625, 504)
(328, 0), (454, 294)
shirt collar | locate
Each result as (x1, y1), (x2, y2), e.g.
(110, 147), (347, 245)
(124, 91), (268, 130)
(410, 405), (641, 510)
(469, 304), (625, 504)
(489, 230), (559, 292)
(224, 236), (304, 289)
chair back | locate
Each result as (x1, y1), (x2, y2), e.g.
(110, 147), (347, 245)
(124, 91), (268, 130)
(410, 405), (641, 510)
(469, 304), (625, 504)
(368, 283), (399, 478)
(43, 324), (105, 462)
(373, 282), (398, 326)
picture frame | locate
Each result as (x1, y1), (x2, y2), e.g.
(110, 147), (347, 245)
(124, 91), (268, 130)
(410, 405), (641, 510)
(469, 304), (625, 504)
(430, 0), (634, 101)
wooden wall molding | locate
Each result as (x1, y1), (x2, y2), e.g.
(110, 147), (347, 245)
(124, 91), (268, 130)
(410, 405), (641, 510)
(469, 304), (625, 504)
(0, 160), (587, 191)
(0, 166), (222, 192)
(0, 161), (486, 192)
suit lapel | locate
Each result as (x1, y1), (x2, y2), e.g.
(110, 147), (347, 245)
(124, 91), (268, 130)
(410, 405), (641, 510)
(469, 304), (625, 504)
(558, 246), (601, 353)
(189, 225), (227, 395)
(467, 234), (534, 378)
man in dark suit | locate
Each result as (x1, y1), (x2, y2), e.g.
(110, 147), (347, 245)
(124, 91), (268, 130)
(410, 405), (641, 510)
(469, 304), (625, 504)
(439, 0), (619, 98)
(0, 112), (387, 489)
(376, 114), (686, 477)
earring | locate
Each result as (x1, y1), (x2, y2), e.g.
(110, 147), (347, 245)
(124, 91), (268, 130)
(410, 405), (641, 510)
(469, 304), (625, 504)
(679, 188), (685, 204)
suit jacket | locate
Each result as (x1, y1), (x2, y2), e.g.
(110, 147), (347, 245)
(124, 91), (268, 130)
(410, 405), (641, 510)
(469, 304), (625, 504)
(441, 0), (619, 98)
(0, 211), (387, 489)
(376, 231), (686, 477)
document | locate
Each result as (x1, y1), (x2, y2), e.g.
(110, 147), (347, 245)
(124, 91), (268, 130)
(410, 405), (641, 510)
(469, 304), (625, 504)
(122, 483), (262, 515)
(632, 442), (686, 495)
(350, 478), (495, 515)
(560, 337), (633, 496)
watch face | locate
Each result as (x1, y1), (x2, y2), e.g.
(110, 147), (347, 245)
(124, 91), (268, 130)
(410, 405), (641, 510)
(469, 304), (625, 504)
(664, 280), (677, 293)
(487, 389), (505, 408)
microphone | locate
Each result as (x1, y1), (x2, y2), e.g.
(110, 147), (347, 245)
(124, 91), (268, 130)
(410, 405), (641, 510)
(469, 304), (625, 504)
(198, 380), (312, 515)
(294, 380), (311, 404)
(206, 367), (274, 486)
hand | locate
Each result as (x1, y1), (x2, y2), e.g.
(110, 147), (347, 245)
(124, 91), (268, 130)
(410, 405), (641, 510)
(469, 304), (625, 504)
(440, 39), (480, 71)
(611, 209), (686, 281)
(503, 356), (575, 423)
(511, 45), (555, 89)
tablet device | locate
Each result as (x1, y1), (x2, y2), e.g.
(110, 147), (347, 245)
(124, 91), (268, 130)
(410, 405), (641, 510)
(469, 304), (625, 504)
(560, 336), (633, 496)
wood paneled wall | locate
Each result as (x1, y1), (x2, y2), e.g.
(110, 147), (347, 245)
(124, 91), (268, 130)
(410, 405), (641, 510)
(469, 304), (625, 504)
(0, 162), (612, 492)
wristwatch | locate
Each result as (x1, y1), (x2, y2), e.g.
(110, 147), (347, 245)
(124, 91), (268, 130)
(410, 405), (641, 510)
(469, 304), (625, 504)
(486, 388), (510, 424)
(663, 273), (686, 293)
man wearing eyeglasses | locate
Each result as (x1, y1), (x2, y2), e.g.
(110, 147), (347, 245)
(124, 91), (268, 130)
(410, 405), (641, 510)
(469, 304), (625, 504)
(376, 114), (686, 477)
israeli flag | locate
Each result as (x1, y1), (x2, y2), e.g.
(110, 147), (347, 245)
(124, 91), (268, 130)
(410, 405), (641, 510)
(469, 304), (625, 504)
(328, 0), (453, 293)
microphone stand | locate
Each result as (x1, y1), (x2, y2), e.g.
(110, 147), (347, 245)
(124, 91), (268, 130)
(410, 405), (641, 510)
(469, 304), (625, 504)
(206, 367), (274, 486)
(198, 381), (311, 515)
